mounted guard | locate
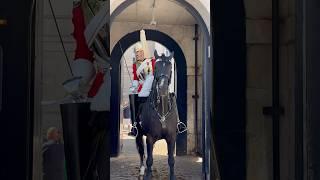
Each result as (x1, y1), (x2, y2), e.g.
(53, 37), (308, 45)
(128, 29), (187, 137)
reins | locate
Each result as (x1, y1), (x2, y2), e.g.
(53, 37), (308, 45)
(148, 63), (174, 128)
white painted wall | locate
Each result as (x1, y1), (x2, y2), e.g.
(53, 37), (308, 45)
(110, 0), (210, 32)
(41, 0), (75, 137)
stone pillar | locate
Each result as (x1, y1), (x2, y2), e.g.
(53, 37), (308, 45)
(245, 0), (273, 179)
(279, 0), (298, 179)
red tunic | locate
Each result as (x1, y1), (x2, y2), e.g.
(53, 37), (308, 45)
(87, 72), (104, 98)
(72, 5), (104, 98)
(72, 6), (94, 62)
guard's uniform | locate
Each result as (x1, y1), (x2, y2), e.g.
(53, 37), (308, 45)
(132, 57), (156, 97)
(62, 4), (110, 180)
(128, 30), (156, 136)
(64, 5), (110, 112)
(130, 29), (155, 97)
(128, 30), (187, 136)
(128, 56), (156, 136)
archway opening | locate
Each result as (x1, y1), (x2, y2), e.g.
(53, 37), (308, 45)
(110, 29), (188, 157)
(110, 0), (211, 178)
(120, 41), (177, 157)
(110, 28), (205, 180)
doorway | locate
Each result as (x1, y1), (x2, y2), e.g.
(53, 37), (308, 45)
(110, 29), (188, 156)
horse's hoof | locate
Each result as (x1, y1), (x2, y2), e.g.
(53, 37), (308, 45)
(169, 175), (176, 180)
(143, 172), (152, 180)
(139, 166), (145, 176)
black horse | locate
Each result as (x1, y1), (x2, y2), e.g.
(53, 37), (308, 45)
(135, 50), (178, 180)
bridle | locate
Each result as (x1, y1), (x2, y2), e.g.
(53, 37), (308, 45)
(149, 59), (173, 128)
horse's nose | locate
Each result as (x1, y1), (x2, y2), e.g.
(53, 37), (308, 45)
(158, 78), (169, 96)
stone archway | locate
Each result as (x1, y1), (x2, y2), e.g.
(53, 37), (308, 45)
(110, 0), (212, 178)
(109, 29), (188, 156)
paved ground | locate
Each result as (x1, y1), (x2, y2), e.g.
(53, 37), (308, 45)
(110, 128), (203, 180)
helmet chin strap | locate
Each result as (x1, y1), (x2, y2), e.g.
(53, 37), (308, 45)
(136, 57), (145, 62)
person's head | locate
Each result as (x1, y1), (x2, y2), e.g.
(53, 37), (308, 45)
(47, 127), (61, 142)
(135, 42), (144, 62)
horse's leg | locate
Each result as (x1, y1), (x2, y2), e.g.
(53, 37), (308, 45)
(144, 136), (154, 180)
(166, 137), (176, 180)
(135, 131), (145, 176)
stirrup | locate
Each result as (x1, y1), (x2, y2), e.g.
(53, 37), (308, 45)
(128, 122), (138, 137)
(177, 121), (187, 134)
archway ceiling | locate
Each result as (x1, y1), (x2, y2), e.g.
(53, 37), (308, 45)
(114, 0), (196, 25)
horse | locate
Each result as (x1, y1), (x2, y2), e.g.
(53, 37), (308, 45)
(135, 50), (178, 180)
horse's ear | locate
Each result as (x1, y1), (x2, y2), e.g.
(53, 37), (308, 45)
(168, 51), (174, 61)
(154, 50), (160, 60)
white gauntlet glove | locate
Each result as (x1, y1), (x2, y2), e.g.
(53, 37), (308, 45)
(136, 61), (147, 80)
(129, 80), (139, 94)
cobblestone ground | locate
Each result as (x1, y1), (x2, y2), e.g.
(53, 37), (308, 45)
(110, 130), (203, 180)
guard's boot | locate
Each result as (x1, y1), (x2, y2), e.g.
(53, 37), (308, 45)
(128, 94), (139, 137)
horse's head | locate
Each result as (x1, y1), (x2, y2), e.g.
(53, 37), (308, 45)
(154, 50), (174, 97)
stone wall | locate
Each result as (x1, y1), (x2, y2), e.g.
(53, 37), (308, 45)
(33, 1), (75, 179)
(245, 0), (298, 179)
(41, 0), (75, 138)
(244, 0), (273, 179)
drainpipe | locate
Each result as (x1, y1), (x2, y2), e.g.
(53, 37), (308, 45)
(192, 24), (199, 155)
(272, 0), (280, 179)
